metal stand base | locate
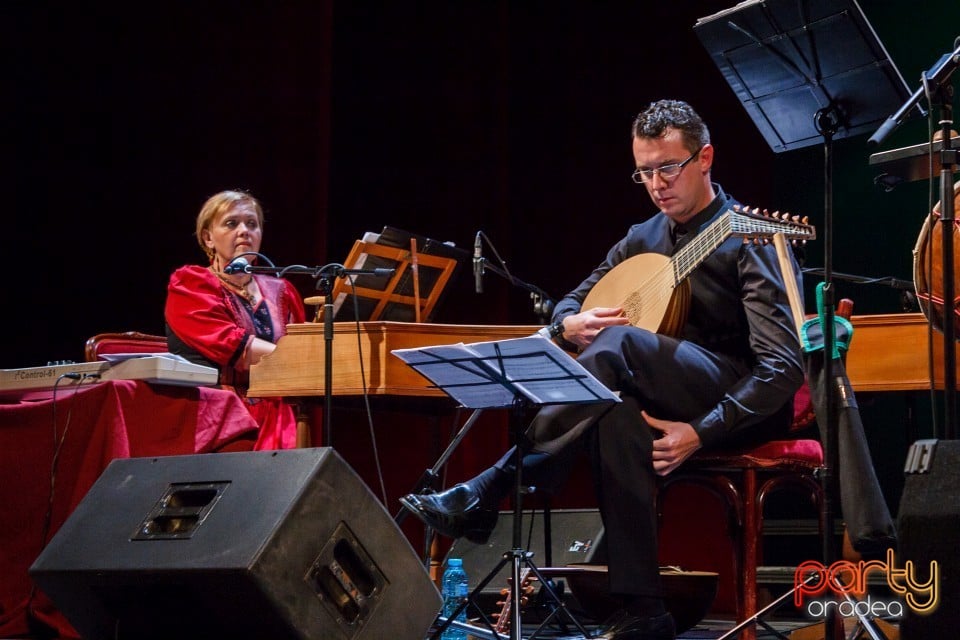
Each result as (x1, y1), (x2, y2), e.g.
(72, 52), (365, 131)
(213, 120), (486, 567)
(430, 400), (592, 640)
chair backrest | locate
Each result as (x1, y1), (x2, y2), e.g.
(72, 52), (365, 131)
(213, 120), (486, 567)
(84, 331), (169, 362)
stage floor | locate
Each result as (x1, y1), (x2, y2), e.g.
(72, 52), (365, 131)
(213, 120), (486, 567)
(424, 614), (899, 639)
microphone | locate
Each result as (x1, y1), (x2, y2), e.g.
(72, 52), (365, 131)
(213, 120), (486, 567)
(223, 257), (250, 274)
(474, 232), (483, 294)
(333, 267), (396, 278)
(868, 43), (960, 146)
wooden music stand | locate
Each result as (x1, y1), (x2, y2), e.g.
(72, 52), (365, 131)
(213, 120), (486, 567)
(325, 239), (457, 323)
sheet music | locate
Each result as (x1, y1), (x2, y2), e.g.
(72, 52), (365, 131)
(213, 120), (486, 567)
(392, 335), (620, 409)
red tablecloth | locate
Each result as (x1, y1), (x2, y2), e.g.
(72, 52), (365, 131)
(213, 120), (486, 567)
(0, 380), (259, 638)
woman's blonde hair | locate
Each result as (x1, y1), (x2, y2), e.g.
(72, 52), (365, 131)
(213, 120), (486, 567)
(195, 190), (265, 261)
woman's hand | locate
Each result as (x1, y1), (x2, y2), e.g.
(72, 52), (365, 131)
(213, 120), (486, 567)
(243, 337), (277, 369)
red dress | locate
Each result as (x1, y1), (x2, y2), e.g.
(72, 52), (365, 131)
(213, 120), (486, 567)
(165, 265), (306, 449)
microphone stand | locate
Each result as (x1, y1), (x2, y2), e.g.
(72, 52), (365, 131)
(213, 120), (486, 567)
(313, 263), (396, 447)
(934, 90), (958, 439)
(869, 40), (960, 439)
(477, 257), (556, 324)
(235, 260), (394, 447)
(314, 266), (337, 447)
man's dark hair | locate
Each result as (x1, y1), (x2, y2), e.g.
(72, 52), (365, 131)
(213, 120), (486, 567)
(632, 99), (711, 153)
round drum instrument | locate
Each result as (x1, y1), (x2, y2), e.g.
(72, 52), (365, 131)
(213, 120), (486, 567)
(913, 180), (960, 336)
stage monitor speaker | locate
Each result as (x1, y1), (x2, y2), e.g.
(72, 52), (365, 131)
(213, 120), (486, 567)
(446, 508), (604, 593)
(897, 439), (960, 639)
(29, 448), (441, 640)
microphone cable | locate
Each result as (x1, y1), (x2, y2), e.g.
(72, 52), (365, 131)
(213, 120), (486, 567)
(343, 274), (390, 506)
(28, 371), (100, 621)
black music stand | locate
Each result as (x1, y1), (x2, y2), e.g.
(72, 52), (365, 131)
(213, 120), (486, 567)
(392, 335), (619, 640)
(695, 1), (909, 636)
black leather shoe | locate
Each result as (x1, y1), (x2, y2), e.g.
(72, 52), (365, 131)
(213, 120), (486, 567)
(399, 483), (498, 544)
(593, 610), (675, 640)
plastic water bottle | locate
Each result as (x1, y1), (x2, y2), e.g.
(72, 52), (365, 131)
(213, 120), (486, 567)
(440, 557), (469, 640)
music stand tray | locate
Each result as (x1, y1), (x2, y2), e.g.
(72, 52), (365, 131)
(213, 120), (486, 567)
(392, 335), (618, 639)
(869, 135), (960, 185)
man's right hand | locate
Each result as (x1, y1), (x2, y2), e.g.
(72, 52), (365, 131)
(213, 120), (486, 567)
(561, 307), (630, 349)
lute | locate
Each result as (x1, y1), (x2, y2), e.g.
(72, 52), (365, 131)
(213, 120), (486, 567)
(581, 206), (816, 336)
(493, 567), (534, 634)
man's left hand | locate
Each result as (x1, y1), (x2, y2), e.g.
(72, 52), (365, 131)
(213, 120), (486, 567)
(645, 410), (702, 476)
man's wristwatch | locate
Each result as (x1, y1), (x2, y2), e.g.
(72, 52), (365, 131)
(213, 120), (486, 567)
(537, 320), (565, 341)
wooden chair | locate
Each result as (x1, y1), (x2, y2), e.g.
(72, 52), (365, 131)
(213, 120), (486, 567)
(657, 437), (824, 640)
(656, 298), (854, 640)
(84, 331), (169, 361)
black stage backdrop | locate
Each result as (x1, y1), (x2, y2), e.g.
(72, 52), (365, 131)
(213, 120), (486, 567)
(6, 0), (955, 363)
(4, 0), (958, 528)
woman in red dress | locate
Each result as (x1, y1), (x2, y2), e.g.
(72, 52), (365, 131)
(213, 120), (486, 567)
(165, 190), (306, 450)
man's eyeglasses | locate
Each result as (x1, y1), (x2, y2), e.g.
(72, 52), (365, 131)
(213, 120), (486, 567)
(631, 146), (704, 184)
